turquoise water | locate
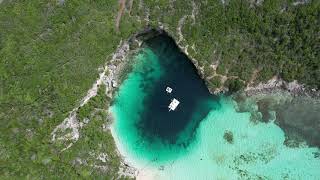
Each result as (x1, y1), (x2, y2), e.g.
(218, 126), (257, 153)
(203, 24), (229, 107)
(110, 34), (320, 179)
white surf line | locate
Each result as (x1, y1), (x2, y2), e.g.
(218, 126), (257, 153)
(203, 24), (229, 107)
(51, 40), (130, 152)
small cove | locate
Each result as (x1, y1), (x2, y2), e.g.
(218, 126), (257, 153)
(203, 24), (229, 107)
(110, 32), (320, 179)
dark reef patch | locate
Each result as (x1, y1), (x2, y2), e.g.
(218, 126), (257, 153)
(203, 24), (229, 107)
(276, 97), (320, 148)
(233, 92), (320, 148)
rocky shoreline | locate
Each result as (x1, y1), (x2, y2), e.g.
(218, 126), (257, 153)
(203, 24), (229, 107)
(52, 26), (319, 179)
(103, 27), (320, 178)
(110, 27), (320, 149)
(131, 27), (320, 98)
(244, 75), (319, 98)
(136, 28), (320, 98)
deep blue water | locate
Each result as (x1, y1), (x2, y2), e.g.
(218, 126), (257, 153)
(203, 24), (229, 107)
(135, 34), (219, 145)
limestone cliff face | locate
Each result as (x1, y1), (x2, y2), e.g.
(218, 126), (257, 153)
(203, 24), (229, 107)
(129, 27), (319, 98)
(121, 0), (319, 94)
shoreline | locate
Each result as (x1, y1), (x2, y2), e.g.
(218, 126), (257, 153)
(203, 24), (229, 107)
(109, 94), (320, 179)
(107, 27), (320, 179)
(133, 27), (320, 98)
(109, 108), (161, 180)
(243, 76), (320, 98)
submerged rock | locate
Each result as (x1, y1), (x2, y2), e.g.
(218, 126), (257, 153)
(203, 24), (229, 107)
(223, 130), (234, 144)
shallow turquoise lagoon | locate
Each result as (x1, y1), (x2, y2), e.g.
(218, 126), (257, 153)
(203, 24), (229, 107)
(110, 34), (320, 179)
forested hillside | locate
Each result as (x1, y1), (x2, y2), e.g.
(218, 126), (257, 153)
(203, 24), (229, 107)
(129, 0), (319, 91)
(0, 0), (319, 178)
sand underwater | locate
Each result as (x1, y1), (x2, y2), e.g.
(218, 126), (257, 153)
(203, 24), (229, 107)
(110, 34), (320, 179)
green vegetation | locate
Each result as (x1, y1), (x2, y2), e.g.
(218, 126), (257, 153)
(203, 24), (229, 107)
(1, 81), (131, 178)
(0, 0), (319, 178)
(132, 0), (319, 89)
(225, 79), (245, 93)
(0, 1), (139, 178)
(208, 76), (222, 90)
(77, 85), (110, 121)
(58, 85), (122, 179)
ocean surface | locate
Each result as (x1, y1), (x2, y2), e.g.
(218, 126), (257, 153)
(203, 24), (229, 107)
(110, 34), (320, 179)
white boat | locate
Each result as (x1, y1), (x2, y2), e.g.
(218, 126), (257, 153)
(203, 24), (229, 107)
(166, 86), (172, 93)
(168, 98), (180, 111)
